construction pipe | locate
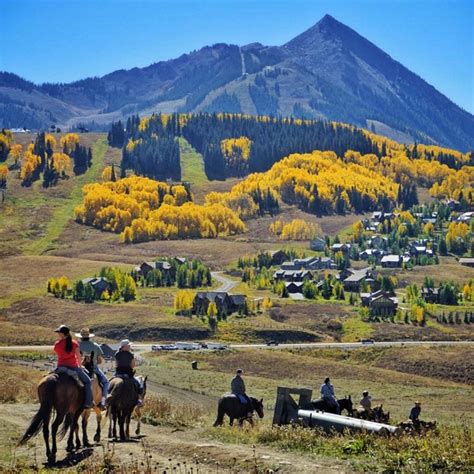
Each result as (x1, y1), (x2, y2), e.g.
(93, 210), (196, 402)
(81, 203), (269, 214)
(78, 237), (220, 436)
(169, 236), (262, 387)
(297, 409), (397, 434)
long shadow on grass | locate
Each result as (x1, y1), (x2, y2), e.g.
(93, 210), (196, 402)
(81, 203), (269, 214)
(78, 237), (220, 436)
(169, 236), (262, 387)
(45, 447), (93, 468)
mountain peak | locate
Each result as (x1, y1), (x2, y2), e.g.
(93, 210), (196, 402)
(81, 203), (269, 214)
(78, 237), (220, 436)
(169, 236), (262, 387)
(318, 14), (339, 26)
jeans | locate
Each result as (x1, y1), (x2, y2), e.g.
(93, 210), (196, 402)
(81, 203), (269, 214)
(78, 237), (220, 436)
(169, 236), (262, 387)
(66, 366), (93, 407)
(95, 367), (109, 398)
(115, 372), (142, 394)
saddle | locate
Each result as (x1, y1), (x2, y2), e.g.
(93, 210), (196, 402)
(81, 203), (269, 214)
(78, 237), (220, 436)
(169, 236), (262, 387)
(53, 367), (84, 388)
(227, 393), (249, 405)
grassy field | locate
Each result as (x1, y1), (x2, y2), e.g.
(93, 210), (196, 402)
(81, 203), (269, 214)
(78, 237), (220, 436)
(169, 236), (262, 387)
(0, 345), (472, 472)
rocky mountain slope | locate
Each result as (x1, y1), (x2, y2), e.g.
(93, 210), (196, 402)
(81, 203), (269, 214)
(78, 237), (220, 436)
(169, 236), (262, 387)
(1, 14), (473, 150)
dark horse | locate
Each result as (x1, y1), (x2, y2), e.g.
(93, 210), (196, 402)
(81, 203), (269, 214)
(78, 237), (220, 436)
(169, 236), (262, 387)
(311, 396), (354, 416)
(19, 372), (84, 464)
(213, 395), (264, 427)
(107, 375), (147, 441)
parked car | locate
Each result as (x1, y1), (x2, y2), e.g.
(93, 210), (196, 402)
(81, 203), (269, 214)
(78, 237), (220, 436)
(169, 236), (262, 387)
(361, 338), (375, 344)
(176, 342), (201, 350)
(162, 344), (178, 351)
(151, 344), (163, 351)
(206, 342), (228, 350)
(266, 340), (279, 346)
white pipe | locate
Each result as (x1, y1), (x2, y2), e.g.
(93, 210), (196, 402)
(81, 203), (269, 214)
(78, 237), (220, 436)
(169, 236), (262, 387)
(297, 409), (397, 433)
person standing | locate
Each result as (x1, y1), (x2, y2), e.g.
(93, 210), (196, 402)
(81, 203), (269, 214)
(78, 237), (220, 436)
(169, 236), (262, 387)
(75, 327), (109, 409)
(53, 325), (93, 409)
(320, 377), (340, 414)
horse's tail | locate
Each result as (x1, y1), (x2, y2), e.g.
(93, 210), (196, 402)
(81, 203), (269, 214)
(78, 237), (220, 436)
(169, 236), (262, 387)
(59, 413), (74, 440)
(213, 398), (225, 427)
(18, 377), (56, 445)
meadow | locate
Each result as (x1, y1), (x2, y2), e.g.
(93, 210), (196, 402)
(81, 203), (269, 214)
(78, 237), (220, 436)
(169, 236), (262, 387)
(0, 344), (472, 472)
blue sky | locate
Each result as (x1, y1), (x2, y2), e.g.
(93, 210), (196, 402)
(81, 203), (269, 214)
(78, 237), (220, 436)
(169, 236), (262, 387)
(1, 0), (473, 113)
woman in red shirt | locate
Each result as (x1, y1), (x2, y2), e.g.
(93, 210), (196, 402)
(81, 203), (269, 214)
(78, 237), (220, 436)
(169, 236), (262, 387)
(54, 325), (93, 408)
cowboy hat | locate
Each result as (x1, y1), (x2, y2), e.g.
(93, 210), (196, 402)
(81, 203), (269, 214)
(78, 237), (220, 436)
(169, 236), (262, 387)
(75, 327), (95, 338)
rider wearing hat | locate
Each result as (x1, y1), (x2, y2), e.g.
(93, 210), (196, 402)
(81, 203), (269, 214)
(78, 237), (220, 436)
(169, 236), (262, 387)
(76, 328), (109, 409)
(53, 325), (93, 409)
(359, 390), (372, 411)
(409, 401), (421, 426)
(114, 339), (143, 401)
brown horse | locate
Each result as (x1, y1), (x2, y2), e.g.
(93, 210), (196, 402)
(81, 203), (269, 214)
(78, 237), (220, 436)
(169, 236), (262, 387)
(74, 354), (104, 447)
(107, 375), (147, 441)
(19, 372), (84, 464)
(213, 395), (264, 427)
(353, 405), (390, 423)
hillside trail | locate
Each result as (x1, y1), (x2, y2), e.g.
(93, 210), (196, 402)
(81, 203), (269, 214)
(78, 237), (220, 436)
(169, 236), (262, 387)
(1, 403), (348, 473)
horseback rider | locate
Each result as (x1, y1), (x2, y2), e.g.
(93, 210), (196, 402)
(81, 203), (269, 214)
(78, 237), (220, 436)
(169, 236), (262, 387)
(76, 327), (109, 410)
(359, 390), (372, 413)
(231, 369), (250, 405)
(53, 325), (93, 409)
(113, 339), (143, 405)
(409, 401), (421, 427)
(320, 377), (340, 414)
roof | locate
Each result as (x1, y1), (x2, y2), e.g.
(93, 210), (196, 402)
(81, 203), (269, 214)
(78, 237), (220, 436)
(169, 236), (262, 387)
(81, 277), (109, 287)
(285, 281), (304, 288)
(195, 292), (230, 302)
(459, 258), (474, 264)
(381, 255), (401, 263)
(229, 294), (246, 305)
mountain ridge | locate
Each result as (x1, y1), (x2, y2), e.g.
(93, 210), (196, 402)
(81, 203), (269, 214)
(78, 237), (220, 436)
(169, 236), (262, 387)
(1, 14), (473, 150)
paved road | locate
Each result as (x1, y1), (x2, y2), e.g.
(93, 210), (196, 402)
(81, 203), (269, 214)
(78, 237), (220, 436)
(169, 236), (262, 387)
(1, 340), (472, 353)
(211, 271), (238, 292)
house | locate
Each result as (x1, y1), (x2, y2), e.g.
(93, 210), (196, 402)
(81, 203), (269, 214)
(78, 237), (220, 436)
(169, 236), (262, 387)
(193, 292), (246, 315)
(174, 256), (187, 265)
(310, 237), (326, 251)
(408, 245), (433, 258)
(229, 294), (247, 313)
(360, 290), (398, 316)
(280, 261), (299, 270)
(269, 250), (287, 266)
(135, 260), (174, 279)
(331, 243), (351, 254)
(459, 258), (474, 268)
(285, 281), (304, 294)
(360, 249), (384, 262)
(371, 211), (393, 221)
(421, 287), (440, 304)
(81, 277), (112, 297)
(273, 269), (313, 282)
(367, 235), (388, 249)
(381, 255), (402, 268)
(457, 211), (474, 223)
(340, 267), (377, 292)
(298, 256), (335, 270)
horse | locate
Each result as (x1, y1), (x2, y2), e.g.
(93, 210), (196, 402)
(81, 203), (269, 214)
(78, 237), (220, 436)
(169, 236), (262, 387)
(353, 404), (390, 423)
(311, 396), (354, 416)
(19, 372), (84, 464)
(107, 375), (147, 441)
(74, 353), (104, 447)
(397, 419), (437, 435)
(133, 377), (148, 437)
(213, 395), (264, 427)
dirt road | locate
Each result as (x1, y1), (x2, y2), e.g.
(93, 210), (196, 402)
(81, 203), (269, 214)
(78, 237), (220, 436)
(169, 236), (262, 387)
(1, 402), (346, 473)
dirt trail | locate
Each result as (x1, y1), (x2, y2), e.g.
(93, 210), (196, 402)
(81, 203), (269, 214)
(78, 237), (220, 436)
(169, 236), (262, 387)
(1, 403), (347, 473)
